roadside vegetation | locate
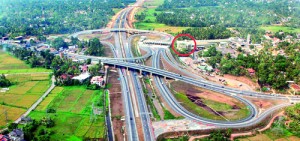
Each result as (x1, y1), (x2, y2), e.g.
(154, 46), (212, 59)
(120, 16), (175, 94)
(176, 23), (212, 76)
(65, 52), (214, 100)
(238, 104), (300, 140)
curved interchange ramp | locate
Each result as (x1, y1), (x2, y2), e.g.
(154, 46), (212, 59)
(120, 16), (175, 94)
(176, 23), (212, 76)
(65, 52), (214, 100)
(70, 28), (298, 138)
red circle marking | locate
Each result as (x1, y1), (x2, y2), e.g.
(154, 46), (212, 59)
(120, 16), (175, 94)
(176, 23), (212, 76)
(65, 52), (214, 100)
(171, 34), (197, 57)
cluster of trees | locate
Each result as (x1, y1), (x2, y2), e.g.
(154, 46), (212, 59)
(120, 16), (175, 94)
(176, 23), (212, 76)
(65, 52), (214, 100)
(85, 38), (104, 56)
(155, 0), (300, 28)
(7, 117), (55, 141)
(204, 43), (300, 90)
(52, 37), (68, 50)
(201, 130), (231, 141)
(0, 0), (127, 38)
(181, 26), (232, 40)
(285, 103), (300, 137)
(157, 0), (217, 9)
(12, 48), (54, 68)
(0, 74), (11, 87)
(22, 118), (55, 141)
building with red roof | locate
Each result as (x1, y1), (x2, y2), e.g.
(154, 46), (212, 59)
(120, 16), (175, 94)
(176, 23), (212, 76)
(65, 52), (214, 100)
(290, 84), (300, 93)
(247, 68), (256, 75)
(0, 134), (9, 141)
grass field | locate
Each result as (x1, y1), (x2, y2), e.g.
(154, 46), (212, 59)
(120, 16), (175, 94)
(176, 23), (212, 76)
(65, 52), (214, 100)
(134, 6), (189, 34)
(174, 92), (250, 121)
(0, 73), (50, 127)
(143, 0), (164, 7)
(135, 22), (189, 34)
(0, 51), (51, 74)
(260, 25), (300, 33)
(29, 86), (106, 140)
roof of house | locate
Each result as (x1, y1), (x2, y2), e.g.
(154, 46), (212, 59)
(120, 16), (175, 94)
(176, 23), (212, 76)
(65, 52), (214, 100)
(9, 129), (23, 137)
(290, 84), (300, 91)
(0, 134), (9, 141)
(81, 65), (88, 72)
(247, 68), (256, 73)
(72, 72), (90, 81)
(90, 76), (104, 83)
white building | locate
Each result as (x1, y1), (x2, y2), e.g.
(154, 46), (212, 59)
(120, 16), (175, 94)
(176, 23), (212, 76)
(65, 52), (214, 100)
(90, 76), (105, 87)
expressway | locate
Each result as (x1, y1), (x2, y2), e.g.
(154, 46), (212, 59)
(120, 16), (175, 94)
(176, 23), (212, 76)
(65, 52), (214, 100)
(68, 0), (300, 139)
(112, 2), (155, 141)
(113, 6), (140, 141)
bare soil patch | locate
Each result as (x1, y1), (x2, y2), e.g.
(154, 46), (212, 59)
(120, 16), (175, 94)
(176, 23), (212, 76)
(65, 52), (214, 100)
(242, 96), (288, 110)
(108, 69), (124, 141)
(169, 80), (249, 120)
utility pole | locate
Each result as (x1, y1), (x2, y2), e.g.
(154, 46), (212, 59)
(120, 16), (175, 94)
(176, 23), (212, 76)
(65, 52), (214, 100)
(5, 110), (8, 123)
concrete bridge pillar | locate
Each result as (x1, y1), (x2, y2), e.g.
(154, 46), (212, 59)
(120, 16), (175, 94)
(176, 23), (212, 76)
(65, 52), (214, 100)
(139, 69), (142, 75)
(150, 72), (152, 77)
(127, 67), (129, 72)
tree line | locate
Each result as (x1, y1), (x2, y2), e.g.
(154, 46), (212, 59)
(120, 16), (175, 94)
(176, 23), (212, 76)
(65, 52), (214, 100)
(0, 0), (128, 38)
(181, 26), (232, 40)
(155, 0), (300, 28)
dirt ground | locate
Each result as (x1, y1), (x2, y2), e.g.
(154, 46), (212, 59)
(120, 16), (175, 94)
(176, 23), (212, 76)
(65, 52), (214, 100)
(104, 45), (114, 58)
(239, 134), (300, 141)
(242, 96), (288, 110)
(135, 117), (145, 141)
(108, 69), (125, 141)
(171, 82), (243, 107)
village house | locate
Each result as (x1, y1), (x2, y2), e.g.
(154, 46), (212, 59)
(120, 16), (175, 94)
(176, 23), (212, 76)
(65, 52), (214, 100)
(290, 84), (300, 94)
(9, 129), (24, 141)
(247, 68), (256, 76)
(0, 134), (9, 141)
(72, 72), (91, 83)
(90, 76), (105, 87)
(180, 57), (194, 66)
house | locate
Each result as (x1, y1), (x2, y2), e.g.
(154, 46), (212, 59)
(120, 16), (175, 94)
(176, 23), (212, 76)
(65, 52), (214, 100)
(0, 134), (9, 141)
(272, 37), (281, 46)
(72, 72), (91, 83)
(9, 129), (24, 141)
(14, 36), (23, 40)
(20, 117), (32, 124)
(80, 64), (89, 73)
(247, 68), (256, 75)
(90, 76), (105, 87)
(219, 42), (228, 48)
(290, 84), (300, 93)
(198, 65), (213, 72)
(214, 68), (221, 75)
(2, 37), (8, 40)
(180, 57), (194, 66)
